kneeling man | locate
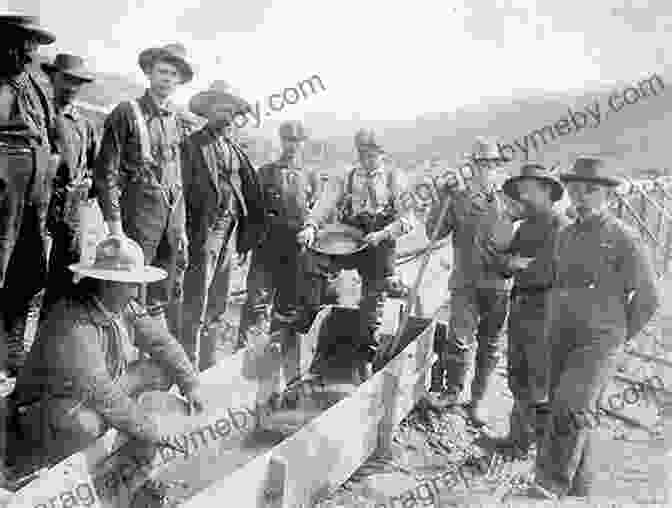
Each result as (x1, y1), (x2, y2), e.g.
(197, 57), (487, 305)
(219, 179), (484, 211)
(10, 235), (205, 469)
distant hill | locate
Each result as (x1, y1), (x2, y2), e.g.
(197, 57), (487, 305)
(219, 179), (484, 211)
(30, 53), (670, 175)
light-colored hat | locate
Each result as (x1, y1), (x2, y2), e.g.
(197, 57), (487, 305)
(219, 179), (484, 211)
(0, 13), (55, 45)
(354, 128), (384, 153)
(309, 223), (368, 256)
(560, 156), (622, 187)
(278, 120), (308, 141)
(69, 235), (167, 283)
(138, 43), (193, 84)
(189, 80), (252, 119)
(41, 53), (94, 83)
(503, 163), (564, 202)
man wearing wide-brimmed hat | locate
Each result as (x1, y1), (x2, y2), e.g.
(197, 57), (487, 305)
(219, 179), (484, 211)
(41, 53), (100, 315)
(238, 120), (323, 385)
(425, 137), (520, 427)
(524, 156), (660, 501)
(95, 43), (194, 342)
(181, 81), (265, 371)
(10, 234), (204, 469)
(297, 128), (416, 380)
(491, 163), (571, 458)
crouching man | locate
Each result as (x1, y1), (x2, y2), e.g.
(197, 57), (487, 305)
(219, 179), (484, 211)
(9, 235), (205, 471)
(297, 129), (416, 378)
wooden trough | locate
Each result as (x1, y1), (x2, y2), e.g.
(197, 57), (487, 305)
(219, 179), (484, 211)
(6, 304), (436, 508)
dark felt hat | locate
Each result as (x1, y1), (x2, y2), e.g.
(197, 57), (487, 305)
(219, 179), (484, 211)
(502, 163), (564, 202)
(138, 43), (193, 84)
(279, 120), (308, 141)
(560, 156), (622, 187)
(41, 53), (94, 83)
(188, 80), (252, 119)
(0, 13), (55, 45)
(309, 223), (368, 256)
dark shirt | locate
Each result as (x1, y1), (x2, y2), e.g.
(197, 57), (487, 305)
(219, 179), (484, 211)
(505, 209), (570, 289)
(53, 103), (99, 184)
(95, 90), (186, 222)
(259, 160), (320, 231)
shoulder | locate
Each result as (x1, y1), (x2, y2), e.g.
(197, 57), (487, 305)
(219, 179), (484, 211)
(104, 100), (135, 127)
(604, 214), (643, 249)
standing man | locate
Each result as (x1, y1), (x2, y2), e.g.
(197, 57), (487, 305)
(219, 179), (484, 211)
(181, 81), (265, 371)
(95, 43), (193, 340)
(238, 120), (321, 383)
(530, 157), (660, 500)
(425, 137), (519, 427)
(42, 53), (99, 315)
(0, 12), (59, 483)
(496, 164), (569, 457)
(297, 129), (416, 379)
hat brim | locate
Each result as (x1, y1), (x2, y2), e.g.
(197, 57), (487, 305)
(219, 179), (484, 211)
(0, 17), (55, 45)
(559, 174), (622, 187)
(68, 264), (167, 284)
(189, 91), (252, 119)
(357, 145), (385, 154)
(138, 47), (193, 84)
(41, 63), (94, 83)
(503, 175), (564, 202)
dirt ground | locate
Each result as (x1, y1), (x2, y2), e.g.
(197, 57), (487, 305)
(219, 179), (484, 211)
(213, 226), (671, 507)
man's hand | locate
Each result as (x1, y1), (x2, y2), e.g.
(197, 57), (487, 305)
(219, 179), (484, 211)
(509, 255), (535, 271)
(363, 230), (389, 247)
(183, 384), (206, 415)
(235, 251), (250, 268)
(297, 225), (317, 248)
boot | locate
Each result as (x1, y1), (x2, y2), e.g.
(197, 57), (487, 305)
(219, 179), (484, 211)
(466, 356), (499, 427)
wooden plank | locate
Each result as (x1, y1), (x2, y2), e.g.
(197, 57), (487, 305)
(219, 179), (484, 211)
(181, 318), (436, 508)
(9, 307), (329, 508)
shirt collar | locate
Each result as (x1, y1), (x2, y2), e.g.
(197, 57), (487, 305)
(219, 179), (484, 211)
(60, 103), (79, 120)
(140, 89), (175, 117)
(2, 71), (30, 91)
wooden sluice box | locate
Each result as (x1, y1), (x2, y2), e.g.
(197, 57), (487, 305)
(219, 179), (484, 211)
(8, 305), (437, 508)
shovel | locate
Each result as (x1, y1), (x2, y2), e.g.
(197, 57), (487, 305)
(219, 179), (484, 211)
(374, 184), (454, 367)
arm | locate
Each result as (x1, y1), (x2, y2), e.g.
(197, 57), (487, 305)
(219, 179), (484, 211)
(128, 300), (200, 394)
(381, 169), (418, 241)
(304, 175), (345, 229)
(86, 119), (101, 198)
(424, 190), (455, 241)
(94, 104), (130, 235)
(621, 229), (661, 341)
(63, 323), (164, 443)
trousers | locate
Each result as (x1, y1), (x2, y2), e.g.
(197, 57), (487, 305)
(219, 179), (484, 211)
(507, 291), (551, 448)
(11, 359), (171, 473)
(437, 286), (509, 404)
(181, 211), (237, 371)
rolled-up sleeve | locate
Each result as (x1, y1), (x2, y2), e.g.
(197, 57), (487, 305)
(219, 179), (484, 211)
(94, 104), (129, 222)
(128, 301), (200, 394)
(381, 169), (417, 240)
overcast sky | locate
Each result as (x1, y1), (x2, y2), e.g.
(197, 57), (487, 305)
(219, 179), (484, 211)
(3, 0), (670, 121)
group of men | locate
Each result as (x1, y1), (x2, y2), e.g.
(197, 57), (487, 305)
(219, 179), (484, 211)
(0, 12), (415, 479)
(0, 11), (663, 503)
(425, 140), (660, 500)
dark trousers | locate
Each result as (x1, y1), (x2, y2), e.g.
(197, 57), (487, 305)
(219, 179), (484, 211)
(507, 291), (550, 448)
(535, 290), (626, 497)
(182, 212), (237, 371)
(42, 227), (79, 317)
(438, 286), (509, 404)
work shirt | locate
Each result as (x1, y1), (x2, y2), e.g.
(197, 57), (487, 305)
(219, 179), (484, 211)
(428, 181), (521, 290)
(95, 90), (186, 223)
(13, 294), (199, 443)
(212, 133), (247, 217)
(307, 164), (415, 238)
(0, 71), (55, 150)
(499, 209), (570, 290)
(552, 210), (660, 341)
(259, 160), (320, 231)
(47, 104), (100, 233)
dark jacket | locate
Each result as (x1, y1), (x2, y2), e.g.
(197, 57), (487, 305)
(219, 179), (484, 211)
(182, 126), (265, 258)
